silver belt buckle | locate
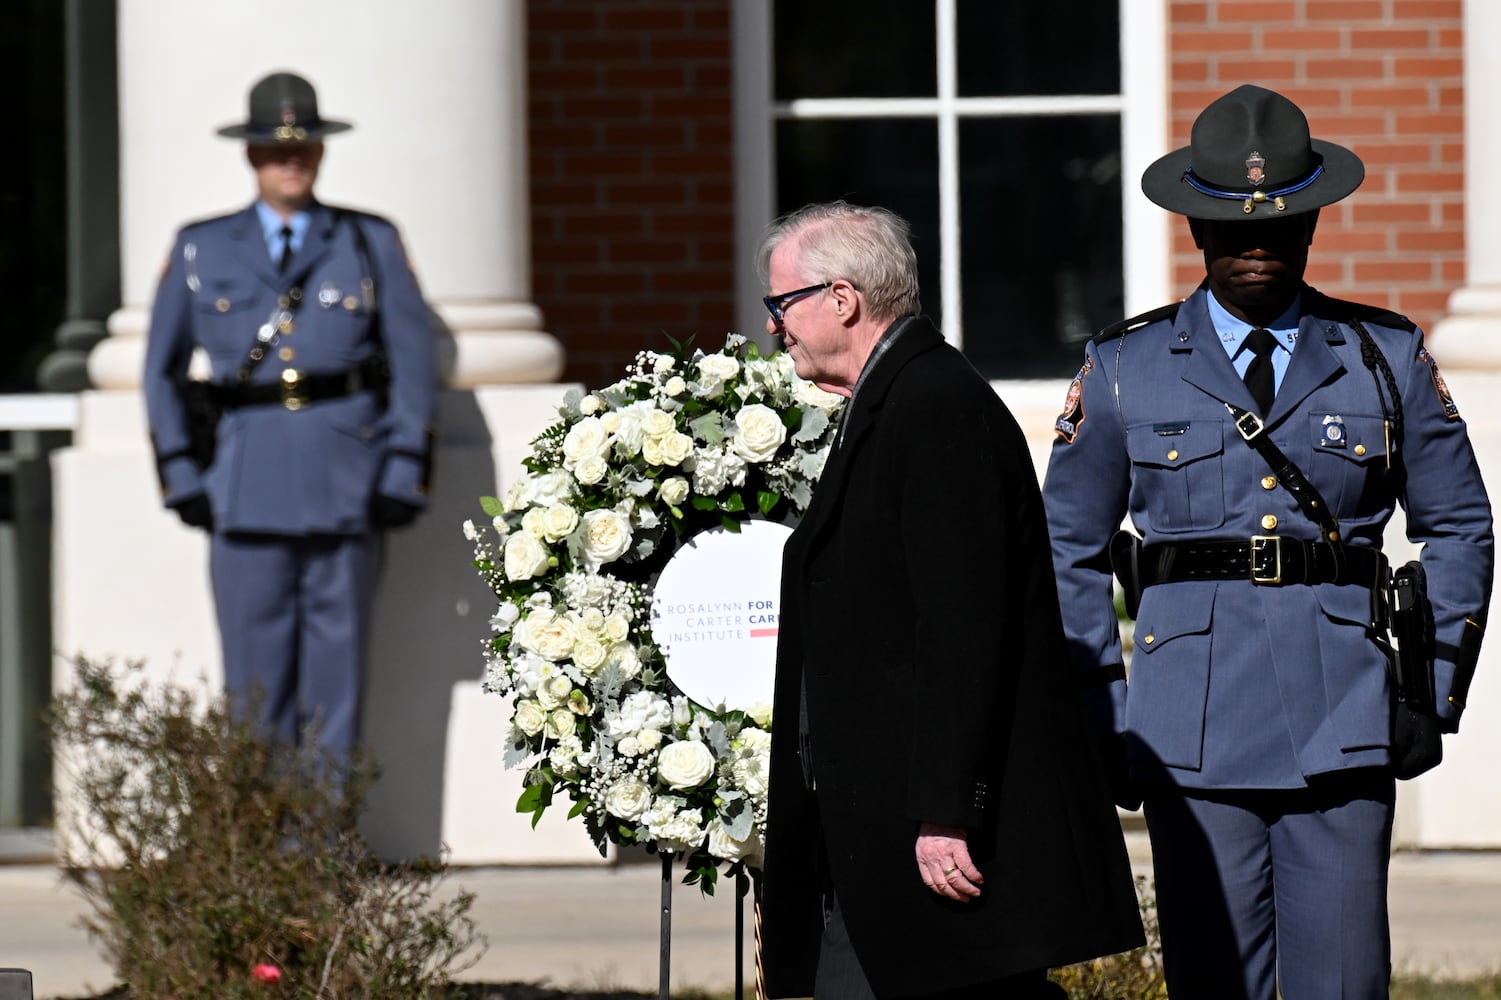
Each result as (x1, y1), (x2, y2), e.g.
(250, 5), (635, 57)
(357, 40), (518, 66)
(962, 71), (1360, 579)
(1250, 535), (1282, 585)
(1235, 409), (1265, 441)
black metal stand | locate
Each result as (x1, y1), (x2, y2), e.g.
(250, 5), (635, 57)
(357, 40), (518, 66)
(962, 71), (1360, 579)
(659, 853), (673, 1000)
(735, 884), (745, 1000)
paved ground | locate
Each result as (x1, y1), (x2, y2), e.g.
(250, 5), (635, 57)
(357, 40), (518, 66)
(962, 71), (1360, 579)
(2, 835), (1499, 998)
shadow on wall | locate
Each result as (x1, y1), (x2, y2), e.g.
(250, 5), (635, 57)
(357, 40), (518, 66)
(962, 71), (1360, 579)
(360, 388), (497, 860)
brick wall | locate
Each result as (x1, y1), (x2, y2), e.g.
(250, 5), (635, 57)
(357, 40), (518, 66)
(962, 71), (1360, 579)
(528, 0), (736, 389)
(1168, 0), (1463, 335)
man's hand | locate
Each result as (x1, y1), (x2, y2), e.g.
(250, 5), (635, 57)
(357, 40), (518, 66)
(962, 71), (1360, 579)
(171, 494), (213, 531)
(1392, 705), (1444, 780)
(370, 495), (421, 529)
(915, 822), (983, 902)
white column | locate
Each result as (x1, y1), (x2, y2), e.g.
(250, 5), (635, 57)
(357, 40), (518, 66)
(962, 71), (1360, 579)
(89, 0), (561, 388)
(1429, 0), (1501, 367)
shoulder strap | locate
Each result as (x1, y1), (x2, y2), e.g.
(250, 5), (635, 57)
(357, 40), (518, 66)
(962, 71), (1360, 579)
(1227, 405), (1342, 543)
(1093, 301), (1181, 345)
(233, 268), (313, 384)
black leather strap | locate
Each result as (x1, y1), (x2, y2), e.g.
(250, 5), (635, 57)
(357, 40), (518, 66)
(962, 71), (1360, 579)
(1227, 406), (1342, 542)
(1140, 537), (1386, 589)
(213, 360), (383, 409)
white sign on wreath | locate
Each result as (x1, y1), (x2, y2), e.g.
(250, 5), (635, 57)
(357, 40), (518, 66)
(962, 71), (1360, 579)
(465, 335), (842, 889)
(651, 521), (790, 714)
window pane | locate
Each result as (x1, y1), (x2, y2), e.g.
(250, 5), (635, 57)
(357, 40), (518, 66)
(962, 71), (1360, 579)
(776, 118), (943, 326)
(959, 115), (1122, 380)
(955, 0), (1119, 96)
(773, 1), (937, 100)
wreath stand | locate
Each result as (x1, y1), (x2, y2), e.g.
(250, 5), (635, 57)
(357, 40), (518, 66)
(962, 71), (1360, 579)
(654, 853), (762, 1000)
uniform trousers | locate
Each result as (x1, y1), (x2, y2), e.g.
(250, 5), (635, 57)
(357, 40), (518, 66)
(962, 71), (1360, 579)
(210, 531), (381, 759)
(1142, 770), (1395, 1000)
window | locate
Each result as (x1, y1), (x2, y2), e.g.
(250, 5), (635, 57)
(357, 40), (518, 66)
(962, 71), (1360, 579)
(734, 0), (1168, 381)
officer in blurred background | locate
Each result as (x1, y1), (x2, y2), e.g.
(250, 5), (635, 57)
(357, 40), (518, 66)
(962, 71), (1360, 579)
(143, 70), (436, 760)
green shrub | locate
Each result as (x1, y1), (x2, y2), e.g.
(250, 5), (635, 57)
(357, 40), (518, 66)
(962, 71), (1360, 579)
(50, 658), (484, 999)
(1050, 876), (1168, 1000)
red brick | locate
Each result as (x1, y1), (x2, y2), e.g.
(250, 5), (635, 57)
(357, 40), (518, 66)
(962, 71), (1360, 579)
(1171, 30), (1257, 53)
(604, 65), (688, 90)
(531, 66), (600, 91)
(1314, 230), (1391, 253)
(531, 124), (599, 150)
(1268, 30), (1346, 52)
(604, 181), (692, 205)
(604, 124), (686, 147)
(1172, 60), (1211, 83)
(1305, 0), (1386, 19)
(528, 6), (600, 33)
(693, 64), (732, 91)
(563, 96), (648, 120)
(651, 95), (733, 118)
(1440, 260), (1466, 284)
(531, 181), (599, 206)
(1355, 260), (1436, 283)
(606, 241), (687, 264)
(1350, 30), (1433, 50)
(1393, 57), (1462, 80)
(1305, 261), (1348, 285)
(1395, 171), (1464, 194)
(561, 37), (647, 62)
(1350, 201), (1434, 225)
(533, 239), (603, 266)
(692, 4), (729, 31)
(1397, 229), (1464, 252)
(648, 152), (733, 177)
(1215, 0), (1296, 21)
(602, 7), (687, 32)
(1395, 289), (1456, 320)
(563, 152), (647, 177)
(1350, 87), (1433, 109)
(1355, 142), (1435, 167)
(1303, 58), (1386, 81)
(1216, 59), (1297, 83)
(1441, 202), (1464, 225)
(1392, 0), (1461, 18)
(562, 214), (648, 237)
(1172, 2), (1210, 24)
(1393, 113), (1463, 136)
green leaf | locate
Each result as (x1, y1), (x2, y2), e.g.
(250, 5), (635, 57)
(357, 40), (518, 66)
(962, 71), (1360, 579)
(756, 490), (779, 516)
(691, 495), (719, 512)
(479, 495), (505, 518)
(719, 513), (742, 532)
(515, 785), (543, 813)
(567, 797), (588, 820)
(721, 493), (745, 513)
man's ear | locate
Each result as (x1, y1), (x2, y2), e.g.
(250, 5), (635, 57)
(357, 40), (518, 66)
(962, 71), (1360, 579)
(829, 279), (859, 323)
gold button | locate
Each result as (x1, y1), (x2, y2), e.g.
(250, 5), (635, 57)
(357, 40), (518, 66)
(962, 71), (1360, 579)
(1262, 476), (1277, 490)
(278, 319), (295, 334)
(278, 347), (296, 362)
(344, 295), (359, 310)
(1354, 444), (1367, 456)
(1328, 531), (1340, 542)
(1167, 449), (1179, 462)
(215, 297), (230, 312)
(1261, 514), (1278, 531)
(1142, 634), (1155, 645)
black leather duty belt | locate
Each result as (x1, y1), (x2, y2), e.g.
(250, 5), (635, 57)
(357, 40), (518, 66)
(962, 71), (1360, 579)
(1140, 537), (1387, 588)
(212, 367), (378, 412)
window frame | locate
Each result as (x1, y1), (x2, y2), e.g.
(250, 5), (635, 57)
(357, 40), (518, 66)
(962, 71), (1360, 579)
(732, 0), (1169, 361)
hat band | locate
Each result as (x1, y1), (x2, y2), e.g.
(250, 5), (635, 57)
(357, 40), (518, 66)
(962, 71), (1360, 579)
(1182, 163), (1324, 214)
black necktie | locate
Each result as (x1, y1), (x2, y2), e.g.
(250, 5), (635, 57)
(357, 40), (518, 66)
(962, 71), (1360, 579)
(1242, 327), (1278, 416)
(277, 225), (294, 273)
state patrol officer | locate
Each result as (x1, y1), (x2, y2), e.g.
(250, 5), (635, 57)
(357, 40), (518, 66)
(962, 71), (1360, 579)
(1043, 85), (1493, 997)
(143, 71), (436, 759)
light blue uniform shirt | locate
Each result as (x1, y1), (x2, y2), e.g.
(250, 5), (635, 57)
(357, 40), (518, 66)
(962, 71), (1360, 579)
(254, 201), (311, 262)
(1207, 292), (1301, 394)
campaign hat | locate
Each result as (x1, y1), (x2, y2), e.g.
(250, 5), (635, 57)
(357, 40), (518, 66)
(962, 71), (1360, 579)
(1141, 84), (1363, 220)
(216, 71), (352, 144)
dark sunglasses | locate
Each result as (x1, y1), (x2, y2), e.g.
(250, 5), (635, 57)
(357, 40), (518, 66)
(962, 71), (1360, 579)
(762, 282), (832, 322)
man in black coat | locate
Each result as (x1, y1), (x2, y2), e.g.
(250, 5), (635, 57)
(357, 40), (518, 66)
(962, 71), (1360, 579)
(757, 201), (1144, 999)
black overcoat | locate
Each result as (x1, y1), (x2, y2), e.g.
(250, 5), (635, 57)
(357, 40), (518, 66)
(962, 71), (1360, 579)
(760, 318), (1144, 997)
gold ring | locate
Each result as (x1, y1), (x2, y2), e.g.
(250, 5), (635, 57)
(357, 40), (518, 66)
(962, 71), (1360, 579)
(942, 865), (957, 875)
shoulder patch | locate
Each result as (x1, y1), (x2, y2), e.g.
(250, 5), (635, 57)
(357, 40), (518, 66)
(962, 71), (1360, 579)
(1093, 301), (1182, 345)
(1416, 345), (1461, 421)
(1054, 354), (1093, 443)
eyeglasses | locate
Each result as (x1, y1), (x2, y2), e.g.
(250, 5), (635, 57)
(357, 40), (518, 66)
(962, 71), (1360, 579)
(762, 282), (832, 323)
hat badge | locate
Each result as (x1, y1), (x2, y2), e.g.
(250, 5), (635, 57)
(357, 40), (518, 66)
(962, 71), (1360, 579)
(1246, 150), (1266, 187)
(275, 100), (307, 142)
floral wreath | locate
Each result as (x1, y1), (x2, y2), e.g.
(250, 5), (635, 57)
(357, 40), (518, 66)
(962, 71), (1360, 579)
(466, 334), (843, 890)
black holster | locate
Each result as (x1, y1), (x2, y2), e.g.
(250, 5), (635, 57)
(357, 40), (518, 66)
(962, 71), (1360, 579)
(1387, 560), (1437, 715)
(1109, 529), (1145, 620)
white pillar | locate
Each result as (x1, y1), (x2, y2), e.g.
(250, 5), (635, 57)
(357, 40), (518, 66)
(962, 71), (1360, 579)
(89, 0), (561, 388)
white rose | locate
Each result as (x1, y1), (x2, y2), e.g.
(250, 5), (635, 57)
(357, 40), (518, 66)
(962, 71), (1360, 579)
(607, 642), (641, 680)
(580, 508), (633, 569)
(530, 470), (575, 507)
(640, 409), (676, 438)
(539, 503), (580, 543)
(698, 354), (740, 382)
(663, 375), (687, 397)
(794, 378), (845, 412)
(747, 701), (773, 727)
(609, 407), (647, 456)
(607, 690), (672, 736)
(515, 609), (577, 661)
(730, 404), (788, 462)
(573, 638), (608, 675)
(599, 411), (623, 434)
(562, 417), (610, 464)
(604, 777), (653, 821)
(490, 602), (521, 633)
(736, 727), (772, 754)
(521, 507), (548, 538)
(653, 354), (676, 373)
(503, 532), (552, 581)
(707, 818), (756, 862)
(573, 454), (609, 486)
(602, 614), (630, 643)
(578, 394), (602, 416)
(656, 739), (717, 790)
(545, 708), (575, 740)
(658, 432), (694, 466)
(537, 674), (574, 710)
(658, 476), (689, 506)
(503, 477), (533, 512)
(513, 699), (547, 737)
